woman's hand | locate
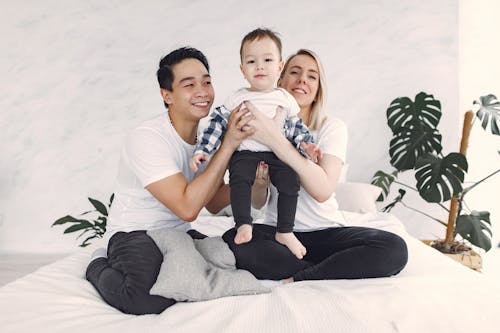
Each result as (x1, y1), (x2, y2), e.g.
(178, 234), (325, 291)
(244, 101), (287, 149)
(251, 161), (269, 209)
(254, 161), (269, 186)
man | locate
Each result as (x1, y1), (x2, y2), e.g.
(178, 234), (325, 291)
(86, 47), (254, 315)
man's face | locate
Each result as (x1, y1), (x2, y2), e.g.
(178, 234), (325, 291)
(162, 58), (214, 120)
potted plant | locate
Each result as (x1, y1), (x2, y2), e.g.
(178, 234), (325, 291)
(372, 92), (499, 270)
(52, 194), (114, 247)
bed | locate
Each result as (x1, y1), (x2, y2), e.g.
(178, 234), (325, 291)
(0, 210), (499, 333)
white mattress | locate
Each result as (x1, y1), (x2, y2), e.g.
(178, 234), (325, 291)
(0, 213), (499, 333)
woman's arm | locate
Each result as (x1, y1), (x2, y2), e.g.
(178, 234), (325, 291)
(246, 102), (343, 202)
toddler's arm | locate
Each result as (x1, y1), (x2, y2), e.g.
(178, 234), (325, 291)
(194, 105), (231, 163)
(285, 115), (321, 161)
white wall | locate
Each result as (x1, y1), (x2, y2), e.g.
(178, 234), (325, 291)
(0, 0), (458, 253)
(459, 0), (500, 246)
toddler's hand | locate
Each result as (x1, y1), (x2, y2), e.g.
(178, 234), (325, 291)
(190, 153), (211, 172)
(301, 142), (323, 163)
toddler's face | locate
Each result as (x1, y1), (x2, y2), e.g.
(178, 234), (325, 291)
(240, 37), (283, 92)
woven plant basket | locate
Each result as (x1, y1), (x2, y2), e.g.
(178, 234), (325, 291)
(421, 240), (482, 272)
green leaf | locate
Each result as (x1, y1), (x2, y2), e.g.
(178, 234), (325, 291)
(371, 170), (398, 201)
(455, 211), (492, 251)
(52, 215), (89, 226)
(381, 189), (406, 212)
(415, 153), (468, 202)
(83, 234), (99, 242)
(474, 94), (500, 135)
(80, 235), (99, 247)
(88, 197), (108, 216)
(389, 120), (442, 170)
(63, 221), (93, 234)
(387, 92), (441, 133)
(109, 193), (115, 207)
(95, 221), (106, 231)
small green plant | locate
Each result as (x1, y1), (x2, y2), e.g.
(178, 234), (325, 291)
(372, 92), (499, 253)
(52, 194), (114, 247)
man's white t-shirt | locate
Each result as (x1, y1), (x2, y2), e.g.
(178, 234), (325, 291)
(105, 112), (196, 244)
(263, 118), (348, 231)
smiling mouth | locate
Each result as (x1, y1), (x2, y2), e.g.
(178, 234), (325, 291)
(192, 101), (210, 107)
(292, 88), (307, 94)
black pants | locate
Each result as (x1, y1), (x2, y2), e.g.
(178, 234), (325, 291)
(86, 229), (206, 315)
(222, 224), (408, 281)
(229, 151), (299, 233)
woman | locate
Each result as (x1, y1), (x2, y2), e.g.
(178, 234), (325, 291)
(222, 49), (408, 281)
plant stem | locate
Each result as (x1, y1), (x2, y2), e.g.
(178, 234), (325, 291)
(393, 181), (450, 212)
(445, 110), (474, 245)
(460, 198), (472, 214)
(393, 181), (417, 192)
(462, 168), (500, 197)
(399, 201), (447, 227)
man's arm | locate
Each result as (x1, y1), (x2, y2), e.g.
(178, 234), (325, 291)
(205, 183), (230, 214)
(146, 104), (255, 221)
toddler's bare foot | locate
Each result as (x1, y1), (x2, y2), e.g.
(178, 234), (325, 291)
(235, 224), (253, 244)
(275, 232), (307, 259)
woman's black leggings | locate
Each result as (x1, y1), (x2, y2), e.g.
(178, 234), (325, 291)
(222, 224), (408, 281)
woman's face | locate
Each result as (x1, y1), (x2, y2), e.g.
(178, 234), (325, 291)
(278, 54), (320, 110)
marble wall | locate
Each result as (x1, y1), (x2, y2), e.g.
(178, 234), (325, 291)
(0, 0), (458, 252)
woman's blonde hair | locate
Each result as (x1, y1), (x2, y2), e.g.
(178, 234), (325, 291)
(280, 49), (327, 131)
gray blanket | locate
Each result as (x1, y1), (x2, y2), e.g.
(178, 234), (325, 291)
(148, 229), (269, 302)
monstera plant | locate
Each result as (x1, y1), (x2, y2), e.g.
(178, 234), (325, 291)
(372, 92), (499, 253)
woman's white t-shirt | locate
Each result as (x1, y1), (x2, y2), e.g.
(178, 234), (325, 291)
(263, 117), (348, 231)
(105, 112), (196, 243)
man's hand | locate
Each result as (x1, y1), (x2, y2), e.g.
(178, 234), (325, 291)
(190, 153), (211, 172)
(301, 142), (323, 163)
(223, 102), (255, 151)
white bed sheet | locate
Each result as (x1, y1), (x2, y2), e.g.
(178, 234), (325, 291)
(1, 213), (499, 333)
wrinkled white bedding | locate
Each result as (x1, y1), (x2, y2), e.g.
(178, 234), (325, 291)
(0, 212), (499, 333)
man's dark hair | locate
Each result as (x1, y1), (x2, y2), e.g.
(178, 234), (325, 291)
(156, 48), (210, 107)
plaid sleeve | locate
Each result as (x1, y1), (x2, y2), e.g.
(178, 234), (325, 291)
(194, 106), (230, 156)
(284, 116), (314, 156)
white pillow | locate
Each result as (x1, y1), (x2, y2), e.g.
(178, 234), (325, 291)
(335, 182), (382, 213)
